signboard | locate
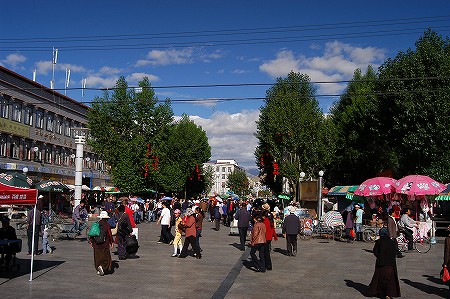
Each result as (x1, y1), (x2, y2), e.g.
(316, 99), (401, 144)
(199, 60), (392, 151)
(300, 181), (318, 201)
(0, 118), (30, 138)
(0, 182), (37, 205)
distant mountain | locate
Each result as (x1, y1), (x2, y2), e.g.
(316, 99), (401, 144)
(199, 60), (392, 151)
(246, 168), (260, 177)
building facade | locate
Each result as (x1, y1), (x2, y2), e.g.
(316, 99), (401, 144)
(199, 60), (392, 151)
(0, 66), (110, 187)
(206, 159), (245, 196)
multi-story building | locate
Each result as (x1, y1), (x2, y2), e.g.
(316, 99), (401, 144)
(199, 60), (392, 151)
(0, 66), (110, 187)
(206, 159), (245, 196)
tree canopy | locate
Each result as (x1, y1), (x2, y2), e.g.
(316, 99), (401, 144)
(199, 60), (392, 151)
(255, 71), (334, 195)
(328, 29), (450, 184)
(87, 77), (211, 194)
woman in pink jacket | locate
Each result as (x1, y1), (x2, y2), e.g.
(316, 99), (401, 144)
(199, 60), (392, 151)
(178, 208), (201, 259)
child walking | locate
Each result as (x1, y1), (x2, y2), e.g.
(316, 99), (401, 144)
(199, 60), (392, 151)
(42, 226), (52, 254)
(172, 209), (183, 257)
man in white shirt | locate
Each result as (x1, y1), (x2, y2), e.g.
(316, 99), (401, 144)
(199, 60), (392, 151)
(131, 202), (140, 224)
(156, 201), (173, 244)
(399, 208), (419, 251)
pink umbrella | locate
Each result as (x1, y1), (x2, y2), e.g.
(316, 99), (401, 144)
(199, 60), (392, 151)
(354, 177), (397, 196)
(395, 174), (446, 196)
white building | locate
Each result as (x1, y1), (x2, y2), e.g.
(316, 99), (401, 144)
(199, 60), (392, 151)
(206, 159), (245, 196)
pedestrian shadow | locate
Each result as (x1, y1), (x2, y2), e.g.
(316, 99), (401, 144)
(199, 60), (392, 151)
(343, 279), (371, 297)
(423, 274), (446, 285)
(273, 247), (289, 256)
(229, 243), (244, 251)
(401, 278), (447, 298)
(0, 258), (64, 281)
(363, 249), (373, 254)
(242, 259), (259, 272)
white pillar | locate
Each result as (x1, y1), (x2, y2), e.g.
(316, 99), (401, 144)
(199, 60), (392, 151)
(318, 170), (324, 220)
(73, 128), (89, 208)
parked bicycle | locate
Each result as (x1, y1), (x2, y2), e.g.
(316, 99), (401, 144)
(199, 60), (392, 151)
(47, 219), (90, 241)
(362, 225), (379, 243)
(396, 230), (431, 253)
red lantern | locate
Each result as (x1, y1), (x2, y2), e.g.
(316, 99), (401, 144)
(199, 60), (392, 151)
(273, 162), (279, 176)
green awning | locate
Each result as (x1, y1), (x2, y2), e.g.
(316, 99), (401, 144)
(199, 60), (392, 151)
(278, 194), (291, 200)
(435, 195), (450, 201)
(328, 185), (359, 196)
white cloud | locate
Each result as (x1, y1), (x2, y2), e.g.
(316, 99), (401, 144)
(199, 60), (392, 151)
(1, 53), (26, 68)
(231, 69), (247, 74)
(35, 60), (86, 74)
(136, 48), (194, 67)
(126, 72), (160, 85)
(259, 41), (386, 96)
(189, 110), (260, 169)
(259, 50), (301, 77)
(135, 47), (224, 67)
(98, 66), (123, 75)
(84, 75), (119, 89)
(35, 60), (52, 75)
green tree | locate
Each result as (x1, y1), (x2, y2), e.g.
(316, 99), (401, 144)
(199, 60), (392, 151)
(227, 169), (250, 196)
(328, 66), (389, 185)
(153, 114), (211, 195)
(376, 29), (450, 182)
(255, 72), (334, 196)
(201, 164), (215, 196)
(87, 76), (173, 192)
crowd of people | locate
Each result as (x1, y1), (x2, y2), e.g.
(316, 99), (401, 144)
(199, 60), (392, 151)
(5, 192), (449, 299)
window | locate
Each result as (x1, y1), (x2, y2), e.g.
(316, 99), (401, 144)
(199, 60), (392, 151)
(0, 97), (9, 119)
(46, 114), (54, 132)
(228, 167), (232, 172)
(12, 102), (21, 122)
(222, 167), (225, 172)
(64, 119), (71, 136)
(33, 144), (42, 162)
(56, 117), (63, 134)
(216, 166), (219, 172)
(36, 110), (44, 128)
(0, 136), (6, 157)
(44, 146), (52, 163)
(23, 143), (31, 161)
(54, 147), (61, 165)
(24, 106), (33, 125)
(222, 174), (225, 179)
(10, 138), (19, 159)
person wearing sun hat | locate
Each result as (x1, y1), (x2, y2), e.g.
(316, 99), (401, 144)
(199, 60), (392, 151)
(171, 209), (184, 257)
(178, 208), (201, 259)
(91, 211), (114, 276)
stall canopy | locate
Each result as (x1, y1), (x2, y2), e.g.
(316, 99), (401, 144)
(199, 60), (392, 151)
(0, 181), (38, 281)
(435, 184), (450, 201)
(328, 185), (359, 198)
(0, 181), (38, 205)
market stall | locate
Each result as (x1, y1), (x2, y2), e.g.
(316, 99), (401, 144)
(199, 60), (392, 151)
(0, 182), (38, 281)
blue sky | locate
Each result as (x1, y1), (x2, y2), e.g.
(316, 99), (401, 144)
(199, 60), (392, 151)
(1, 1), (450, 172)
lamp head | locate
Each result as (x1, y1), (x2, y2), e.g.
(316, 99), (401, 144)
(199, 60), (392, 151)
(318, 170), (324, 177)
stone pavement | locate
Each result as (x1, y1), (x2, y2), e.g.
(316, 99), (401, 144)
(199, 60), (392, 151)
(0, 219), (447, 299)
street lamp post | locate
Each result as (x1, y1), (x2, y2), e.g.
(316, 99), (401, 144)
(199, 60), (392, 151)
(298, 171), (305, 203)
(318, 170), (324, 220)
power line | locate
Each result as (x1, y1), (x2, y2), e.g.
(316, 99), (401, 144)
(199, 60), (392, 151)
(5, 87), (450, 108)
(1, 15), (448, 43)
(0, 16), (448, 52)
(2, 75), (449, 92)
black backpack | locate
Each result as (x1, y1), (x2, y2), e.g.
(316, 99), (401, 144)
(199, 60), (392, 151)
(93, 223), (107, 245)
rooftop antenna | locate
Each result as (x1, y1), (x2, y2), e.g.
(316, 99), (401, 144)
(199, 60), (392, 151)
(32, 69), (36, 82)
(51, 47), (58, 89)
(65, 68), (70, 95)
(81, 78), (87, 102)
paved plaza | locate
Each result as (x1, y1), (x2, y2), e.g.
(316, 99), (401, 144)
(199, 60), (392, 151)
(0, 220), (447, 299)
